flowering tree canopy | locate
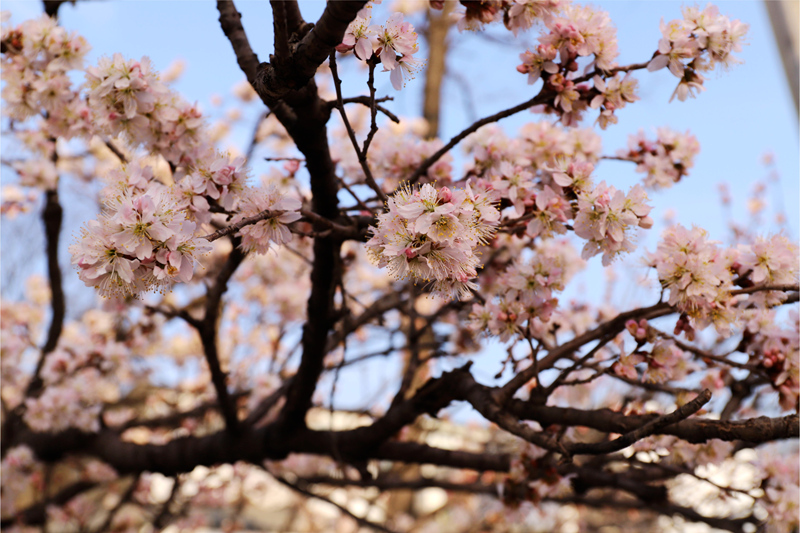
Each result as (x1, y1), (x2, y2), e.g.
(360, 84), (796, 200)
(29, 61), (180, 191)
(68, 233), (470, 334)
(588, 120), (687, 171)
(1, 1), (798, 532)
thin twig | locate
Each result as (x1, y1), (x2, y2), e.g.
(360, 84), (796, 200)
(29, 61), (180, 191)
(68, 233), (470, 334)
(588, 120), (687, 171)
(329, 53), (387, 202)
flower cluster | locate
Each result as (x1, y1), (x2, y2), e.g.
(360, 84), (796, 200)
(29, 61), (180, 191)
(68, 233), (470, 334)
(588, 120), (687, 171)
(451, 0), (563, 34)
(647, 5), (748, 102)
(515, 5), (626, 125)
(1, 446), (43, 515)
(337, 126), (453, 191)
(470, 239), (583, 341)
(366, 182), (499, 299)
(338, 8), (422, 90)
(755, 447), (800, 531)
(175, 150), (248, 221)
(737, 234), (798, 288)
(1, 14), (90, 137)
(619, 128), (700, 189)
(232, 183), (302, 255)
(614, 339), (696, 384)
(589, 73), (639, 129)
(85, 53), (207, 166)
(574, 182), (653, 265)
(647, 224), (735, 332)
(70, 181), (211, 298)
(12, 158), (59, 190)
(742, 309), (799, 410)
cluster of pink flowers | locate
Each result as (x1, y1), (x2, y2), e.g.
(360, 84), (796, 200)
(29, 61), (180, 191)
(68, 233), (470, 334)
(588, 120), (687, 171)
(1, 445), (43, 515)
(573, 181), (653, 265)
(11, 158), (59, 190)
(70, 178), (212, 298)
(175, 151), (248, 221)
(647, 4), (748, 102)
(232, 183), (302, 255)
(366, 182), (499, 299)
(515, 5), (629, 125)
(462, 124), (598, 241)
(1, 14), (91, 139)
(85, 53), (207, 166)
(648, 227), (798, 337)
(24, 380), (103, 432)
(614, 337), (696, 384)
(737, 234), (798, 290)
(742, 310), (799, 410)
(502, 442), (572, 507)
(337, 128), (453, 191)
(470, 239), (582, 341)
(23, 313), (135, 433)
(619, 128), (700, 189)
(589, 73), (639, 129)
(449, 0), (563, 34)
(463, 123), (600, 180)
(647, 225), (735, 332)
(460, 125), (653, 266)
(755, 446), (800, 529)
(337, 6), (422, 90)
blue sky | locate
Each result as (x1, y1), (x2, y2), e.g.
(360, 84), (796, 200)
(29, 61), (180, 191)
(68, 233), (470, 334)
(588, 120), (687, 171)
(2, 1), (798, 407)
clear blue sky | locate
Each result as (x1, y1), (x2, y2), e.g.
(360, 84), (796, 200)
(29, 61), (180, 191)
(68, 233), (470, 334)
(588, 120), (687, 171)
(2, 1), (798, 405)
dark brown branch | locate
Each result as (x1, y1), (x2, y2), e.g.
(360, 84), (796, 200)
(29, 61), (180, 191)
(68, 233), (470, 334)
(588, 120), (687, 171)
(300, 475), (496, 494)
(26, 188), (65, 397)
(331, 95), (400, 123)
(281, 0), (304, 36)
(199, 243), (246, 432)
(369, 441), (510, 472)
(261, 1), (367, 100)
(270, 0), (291, 64)
(507, 402), (799, 445)
(42, 0), (72, 18)
(217, 1), (260, 82)
(104, 139), (128, 163)
(567, 389), (712, 455)
(507, 302), (673, 397)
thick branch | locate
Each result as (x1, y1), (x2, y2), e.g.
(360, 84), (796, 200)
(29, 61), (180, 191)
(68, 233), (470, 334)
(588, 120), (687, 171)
(199, 243), (246, 432)
(26, 188), (65, 397)
(251, 1), (368, 103)
(567, 389), (712, 455)
(508, 401), (799, 445)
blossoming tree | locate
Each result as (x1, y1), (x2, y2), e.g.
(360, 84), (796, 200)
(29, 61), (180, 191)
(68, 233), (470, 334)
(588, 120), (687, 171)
(1, 1), (798, 532)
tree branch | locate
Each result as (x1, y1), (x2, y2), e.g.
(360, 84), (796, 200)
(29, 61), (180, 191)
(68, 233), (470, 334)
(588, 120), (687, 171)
(566, 389), (712, 455)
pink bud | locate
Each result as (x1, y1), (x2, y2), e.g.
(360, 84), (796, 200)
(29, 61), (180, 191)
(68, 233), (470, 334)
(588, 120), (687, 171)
(638, 215), (654, 229)
(335, 43), (353, 53)
(403, 247), (417, 259)
(438, 187), (452, 203)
